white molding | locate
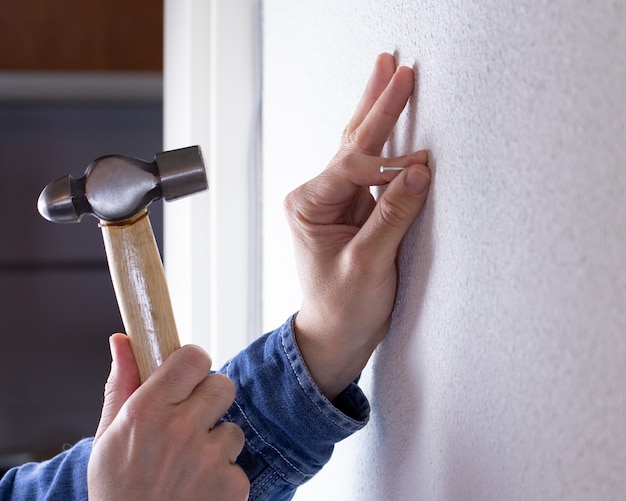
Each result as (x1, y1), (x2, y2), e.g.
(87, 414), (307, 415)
(163, 0), (261, 365)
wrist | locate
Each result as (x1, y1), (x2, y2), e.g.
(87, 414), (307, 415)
(293, 310), (385, 400)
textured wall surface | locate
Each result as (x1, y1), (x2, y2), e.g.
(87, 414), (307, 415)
(262, 1), (626, 499)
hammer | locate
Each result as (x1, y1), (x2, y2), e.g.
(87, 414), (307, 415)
(37, 146), (207, 383)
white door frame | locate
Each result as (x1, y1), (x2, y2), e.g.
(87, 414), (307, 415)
(163, 0), (261, 365)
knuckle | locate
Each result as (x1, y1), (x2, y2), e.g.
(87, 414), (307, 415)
(283, 188), (300, 217)
(377, 194), (414, 229)
(283, 183), (320, 232)
(340, 246), (377, 277)
(341, 125), (351, 141)
(283, 185), (311, 223)
(210, 422), (246, 459)
(206, 373), (237, 403)
(177, 345), (212, 373)
(341, 128), (359, 150)
(341, 124), (359, 145)
(118, 399), (150, 429)
(221, 421), (245, 445)
(341, 128), (380, 156)
(331, 150), (369, 181)
(340, 151), (360, 173)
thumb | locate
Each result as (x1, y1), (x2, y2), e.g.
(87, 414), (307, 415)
(352, 164), (431, 261)
(94, 333), (141, 442)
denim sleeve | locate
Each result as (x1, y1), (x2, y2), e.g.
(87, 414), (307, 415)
(0, 438), (92, 500)
(221, 314), (370, 501)
(0, 316), (370, 500)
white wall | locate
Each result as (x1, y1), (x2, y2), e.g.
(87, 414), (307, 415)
(262, 1), (626, 499)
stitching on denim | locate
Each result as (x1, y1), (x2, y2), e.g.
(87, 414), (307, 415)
(279, 327), (360, 434)
(225, 359), (310, 480)
(231, 397), (311, 480)
(249, 467), (297, 500)
(249, 468), (274, 498)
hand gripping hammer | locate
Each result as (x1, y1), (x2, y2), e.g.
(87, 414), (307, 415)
(37, 146), (207, 383)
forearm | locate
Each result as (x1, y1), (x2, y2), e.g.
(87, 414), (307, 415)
(293, 308), (388, 401)
(0, 316), (371, 501)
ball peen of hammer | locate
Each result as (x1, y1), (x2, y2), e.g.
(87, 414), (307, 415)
(37, 146), (207, 383)
(38, 145), (206, 223)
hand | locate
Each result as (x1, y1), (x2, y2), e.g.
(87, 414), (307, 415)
(88, 334), (249, 501)
(284, 53), (431, 400)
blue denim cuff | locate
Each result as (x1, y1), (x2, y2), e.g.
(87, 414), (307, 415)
(280, 314), (370, 432)
(0, 437), (92, 500)
(223, 314), (370, 495)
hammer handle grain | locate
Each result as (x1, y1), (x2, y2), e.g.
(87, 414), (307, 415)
(100, 210), (181, 383)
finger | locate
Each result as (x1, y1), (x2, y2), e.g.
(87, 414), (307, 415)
(208, 422), (246, 464)
(136, 344), (213, 407)
(352, 65), (415, 155)
(182, 373), (237, 429)
(344, 53), (397, 137)
(94, 333), (141, 441)
(350, 164), (431, 263)
(313, 149), (429, 207)
(347, 149), (429, 187)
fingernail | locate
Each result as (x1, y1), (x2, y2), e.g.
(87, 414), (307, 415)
(404, 167), (431, 195)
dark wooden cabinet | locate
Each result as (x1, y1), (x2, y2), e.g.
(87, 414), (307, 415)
(0, 0), (162, 72)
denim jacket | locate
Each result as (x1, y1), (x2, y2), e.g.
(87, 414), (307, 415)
(0, 315), (370, 500)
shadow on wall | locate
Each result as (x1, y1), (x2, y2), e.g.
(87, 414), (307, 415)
(369, 74), (437, 497)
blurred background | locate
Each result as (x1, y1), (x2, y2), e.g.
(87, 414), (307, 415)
(0, 0), (163, 474)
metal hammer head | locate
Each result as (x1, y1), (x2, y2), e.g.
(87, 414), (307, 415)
(38, 146), (207, 223)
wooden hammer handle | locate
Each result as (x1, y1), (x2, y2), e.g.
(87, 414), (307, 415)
(100, 209), (181, 383)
